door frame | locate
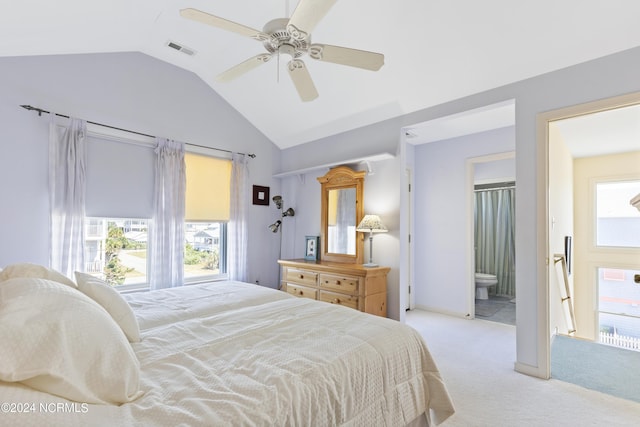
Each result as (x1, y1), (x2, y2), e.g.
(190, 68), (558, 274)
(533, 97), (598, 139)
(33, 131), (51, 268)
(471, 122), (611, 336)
(465, 151), (516, 318)
(536, 90), (640, 379)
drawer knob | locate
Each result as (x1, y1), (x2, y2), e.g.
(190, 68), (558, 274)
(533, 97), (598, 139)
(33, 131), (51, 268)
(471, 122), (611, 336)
(299, 274), (304, 279)
(332, 298), (341, 304)
(299, 290), (304, 295)
(336, 280), (341, 285)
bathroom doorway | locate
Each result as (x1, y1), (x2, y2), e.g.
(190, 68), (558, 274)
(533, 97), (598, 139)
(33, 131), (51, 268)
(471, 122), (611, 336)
(401, 99), (516, 320)
(468, 152), (516, 325)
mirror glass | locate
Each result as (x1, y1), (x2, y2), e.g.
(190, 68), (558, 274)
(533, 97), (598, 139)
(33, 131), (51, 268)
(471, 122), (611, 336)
(318, 166), (365, 264)
(326, 188), (357, 255)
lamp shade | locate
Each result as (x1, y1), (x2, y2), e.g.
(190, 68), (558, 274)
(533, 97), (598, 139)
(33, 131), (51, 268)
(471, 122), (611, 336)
(268, 220), (282, 233)
(356, 215), (388, 233)
(272, 195), (283, 209)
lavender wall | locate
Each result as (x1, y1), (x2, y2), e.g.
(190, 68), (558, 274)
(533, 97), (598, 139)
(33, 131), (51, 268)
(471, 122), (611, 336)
(0, 52), (282, 287)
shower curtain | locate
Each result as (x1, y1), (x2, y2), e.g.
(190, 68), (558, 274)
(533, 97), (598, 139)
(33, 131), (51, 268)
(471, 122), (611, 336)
(474, 187), (516, 297)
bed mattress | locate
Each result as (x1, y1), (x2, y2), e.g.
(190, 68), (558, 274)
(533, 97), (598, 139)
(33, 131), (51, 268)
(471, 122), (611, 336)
(0, 281), (454, 426)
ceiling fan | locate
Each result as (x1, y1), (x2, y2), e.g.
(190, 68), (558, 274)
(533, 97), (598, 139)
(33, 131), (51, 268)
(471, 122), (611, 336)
(180, 0), (384, 102)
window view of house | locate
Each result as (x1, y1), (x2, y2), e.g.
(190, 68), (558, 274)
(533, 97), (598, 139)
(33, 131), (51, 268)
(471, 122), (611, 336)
(598, 267), (640, 351)
(184, 222), (227, 280)
(595, 179), (640, 351)
(84, 219), (227, 287)
(84, 218), (149, 286)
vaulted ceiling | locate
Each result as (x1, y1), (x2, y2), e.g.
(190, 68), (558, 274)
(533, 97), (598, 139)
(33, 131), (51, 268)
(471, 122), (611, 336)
(3, 1), (640, 149)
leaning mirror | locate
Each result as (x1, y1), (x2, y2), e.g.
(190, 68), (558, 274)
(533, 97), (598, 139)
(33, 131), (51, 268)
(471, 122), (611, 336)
(318, 166), (365, 264)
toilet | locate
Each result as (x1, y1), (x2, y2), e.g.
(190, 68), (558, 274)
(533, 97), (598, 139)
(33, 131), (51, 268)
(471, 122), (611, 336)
(475, 273), (498, 300)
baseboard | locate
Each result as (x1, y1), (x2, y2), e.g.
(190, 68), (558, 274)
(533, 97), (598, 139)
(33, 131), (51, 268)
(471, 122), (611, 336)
(514, 361), (548, 379)
(413, 304), (470, 319)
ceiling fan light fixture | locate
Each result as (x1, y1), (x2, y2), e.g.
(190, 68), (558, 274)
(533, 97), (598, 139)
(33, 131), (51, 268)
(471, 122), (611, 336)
(278, 43), (296, 58)
(180, 0), (384, 101)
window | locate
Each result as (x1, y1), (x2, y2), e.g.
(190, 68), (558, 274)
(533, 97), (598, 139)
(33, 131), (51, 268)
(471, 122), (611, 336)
(84, 218), (149, 287)
(184, 153), (232, 282)
(596, 180), (640, 248)
(48, 119), (243, 289)
(184, 222), (227, 281)
(598, 267), (640, 351)
(83, 132), (154, 288)
(81, 131), (232, 287)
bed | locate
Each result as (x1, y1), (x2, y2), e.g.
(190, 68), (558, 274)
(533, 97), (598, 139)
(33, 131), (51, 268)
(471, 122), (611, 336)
(0, 263), (454, 426)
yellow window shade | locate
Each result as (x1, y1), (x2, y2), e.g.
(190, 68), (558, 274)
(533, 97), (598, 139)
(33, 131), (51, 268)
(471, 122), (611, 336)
(185, 153), (232, 221)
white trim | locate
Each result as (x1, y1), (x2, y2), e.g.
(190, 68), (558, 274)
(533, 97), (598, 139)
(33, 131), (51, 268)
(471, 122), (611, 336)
(536, 90), (640, 381)
(86, 123), (154, 147)
(514, 361), (544, 377)
(272, 152), (395, 178)
(465, 151), (515, 320)
(86, 123), (232, 159)
(413, 305), (470, 319)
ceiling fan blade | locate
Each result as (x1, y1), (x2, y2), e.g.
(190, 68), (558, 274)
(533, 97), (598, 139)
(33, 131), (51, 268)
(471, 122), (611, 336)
(287, 0), (337, 41)
(180, 8), (269, 41)
(288, 60), (319, 102)
(216, 54), (272, 82)
(309, 44), (384, 71)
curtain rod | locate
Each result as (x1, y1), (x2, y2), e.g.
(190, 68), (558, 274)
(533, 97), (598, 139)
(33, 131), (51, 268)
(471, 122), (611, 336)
(474, 181), (515, 192)
(20, 104), (256, 159)
(474, 186), (515, 192)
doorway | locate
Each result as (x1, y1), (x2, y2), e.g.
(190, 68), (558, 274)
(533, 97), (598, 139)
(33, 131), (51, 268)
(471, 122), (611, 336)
(401, 99), (516, 320)
(541, 92), (640, 393)
(467, 152), (516, 324)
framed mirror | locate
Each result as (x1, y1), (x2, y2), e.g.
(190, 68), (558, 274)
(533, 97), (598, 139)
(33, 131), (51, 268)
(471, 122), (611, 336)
(317, 166), (365, 264)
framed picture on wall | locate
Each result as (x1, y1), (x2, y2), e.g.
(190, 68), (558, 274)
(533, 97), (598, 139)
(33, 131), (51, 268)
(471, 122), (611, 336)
(252, 185), (270, 206)
(304, 236), (320, 261)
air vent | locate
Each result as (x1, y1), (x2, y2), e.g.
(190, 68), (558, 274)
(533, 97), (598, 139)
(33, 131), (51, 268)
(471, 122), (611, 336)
(166, 41), (196, 56)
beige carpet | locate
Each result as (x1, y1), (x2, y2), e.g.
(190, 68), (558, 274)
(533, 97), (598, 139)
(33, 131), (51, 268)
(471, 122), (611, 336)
(406, 310), (640, 426)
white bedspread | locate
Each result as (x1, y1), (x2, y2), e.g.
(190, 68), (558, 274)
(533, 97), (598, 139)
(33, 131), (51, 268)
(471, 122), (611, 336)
(0, 281), (454, 426)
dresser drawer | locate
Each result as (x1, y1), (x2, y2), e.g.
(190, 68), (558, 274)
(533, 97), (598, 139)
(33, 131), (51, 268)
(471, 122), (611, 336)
(319, 273), (359, 294)
(319, 291), (358, 310)
(285, 268), (318, 287)
(278, 259), (389, 317)
(286, 284), (317, 300)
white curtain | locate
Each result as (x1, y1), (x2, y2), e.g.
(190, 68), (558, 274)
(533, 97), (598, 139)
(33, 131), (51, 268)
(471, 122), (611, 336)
(148, 138), (186, 290)
(49, 117), (87, 278)
(228, 153), (249, 282)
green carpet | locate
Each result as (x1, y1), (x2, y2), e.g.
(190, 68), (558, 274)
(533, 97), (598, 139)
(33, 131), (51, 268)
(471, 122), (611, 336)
(551, 334), (640, 403)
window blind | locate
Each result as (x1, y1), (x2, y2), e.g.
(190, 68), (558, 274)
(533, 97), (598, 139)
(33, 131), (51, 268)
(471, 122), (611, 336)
(85, 136), (155, 218)
(185, 153), (232, 222)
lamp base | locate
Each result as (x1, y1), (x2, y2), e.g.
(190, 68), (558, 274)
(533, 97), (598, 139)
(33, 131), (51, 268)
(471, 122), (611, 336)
(362, 262), (378, 268)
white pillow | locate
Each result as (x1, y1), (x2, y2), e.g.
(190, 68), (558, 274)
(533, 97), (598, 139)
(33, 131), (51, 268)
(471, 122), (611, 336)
(0, 262), (76, 288)
(0, 277), (142, 405)
(74, 272), (140, 343)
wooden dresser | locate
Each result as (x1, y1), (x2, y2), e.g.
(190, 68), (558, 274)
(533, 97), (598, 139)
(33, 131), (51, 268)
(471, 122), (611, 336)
(278, 259), (390, 317)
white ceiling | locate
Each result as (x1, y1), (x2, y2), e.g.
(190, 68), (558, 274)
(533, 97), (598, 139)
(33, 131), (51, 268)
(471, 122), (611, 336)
(554, 104), (640, 158)
(3, 0), (640, 150)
